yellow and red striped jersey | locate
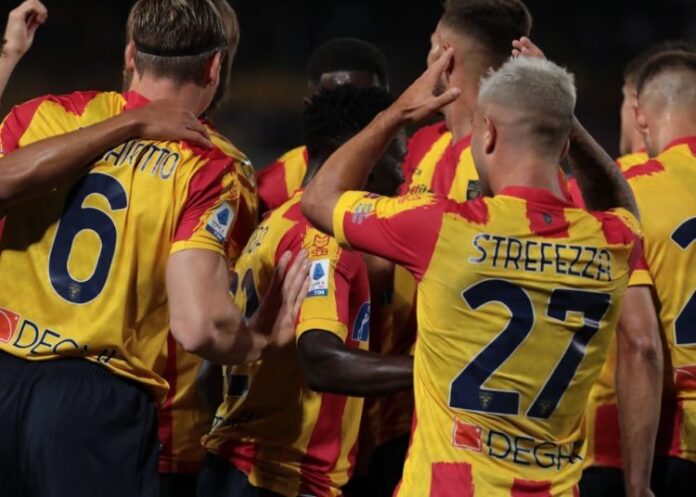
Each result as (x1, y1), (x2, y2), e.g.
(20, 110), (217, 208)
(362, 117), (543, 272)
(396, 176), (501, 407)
(568, 151), (649, 209)
(0, 91), (250, 401)
(332, 187), (642, 496)
(158, 128), (259, 473)
(257, 146), (308, 212)
(623, 136), (696, 464)
(203, 191), (370, 497)
(581, 150), (650, 470)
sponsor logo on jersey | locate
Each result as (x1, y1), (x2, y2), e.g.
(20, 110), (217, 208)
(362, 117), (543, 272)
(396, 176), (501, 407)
(206, 201), (235, 242)
(0, 308), (20, 343)
(351, 302), (370, 342)
(307, 259), (330, 297)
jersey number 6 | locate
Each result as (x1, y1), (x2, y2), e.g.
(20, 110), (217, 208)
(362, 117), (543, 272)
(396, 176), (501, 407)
(48, 173), (127, 304)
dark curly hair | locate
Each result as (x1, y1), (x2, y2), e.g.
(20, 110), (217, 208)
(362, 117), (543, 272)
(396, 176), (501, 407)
(303, 85), (395, 163)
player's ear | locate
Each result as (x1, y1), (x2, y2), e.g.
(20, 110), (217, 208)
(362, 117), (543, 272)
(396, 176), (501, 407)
(124, 41), (137, 75)
(634, 103), (649, 138)
(206, 51), (223, 88)
(484, 116), (496, 154)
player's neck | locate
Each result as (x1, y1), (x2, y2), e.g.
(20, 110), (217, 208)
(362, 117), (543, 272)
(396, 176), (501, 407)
(654, 114), (696, 153)
(491, 155), (565, 200)
(445, 104), (472, 142)
(128, 76), (208, 117)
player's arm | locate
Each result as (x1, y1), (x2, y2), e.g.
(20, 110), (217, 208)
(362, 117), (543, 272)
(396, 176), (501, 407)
(0, 0), (47, 106)
(297, 331), (412, 396)
(512, 37), (638, 216)
(0, 100), (212, 215)
(615, 285), (662, 497)
(301, 48), (460, 233)
(166, 249), (310, 365)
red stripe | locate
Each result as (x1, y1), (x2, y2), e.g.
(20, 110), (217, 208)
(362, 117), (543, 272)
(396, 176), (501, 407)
(593, 403), (623, 468)
(430, 134), (472, 197)
(299, 394), (349, 496)
(511, 478), (552, 497)
(400, 123), (448, 193)
(257, 157), (292, 211)
(158, 334), (179, 465)
(591, 211), (637, 246)
(224, 441), (259, 475)
(172, 157), (227, 243)
(429, 462), (473, 497)
(526, 201), (570, 239)
(573, 485), (580, 497)
(623, 159), (665, 180)
(444, 196), (489, 225)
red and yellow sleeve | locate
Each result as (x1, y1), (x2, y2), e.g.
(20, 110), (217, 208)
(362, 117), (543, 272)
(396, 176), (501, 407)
(295, 229), (355, 341)
(257, 146), (308, 211)
(171, 158), (241, 257)
(604, 207), (653, 287)
(331, 191), (444, 280)
(0, 96), (50, 159)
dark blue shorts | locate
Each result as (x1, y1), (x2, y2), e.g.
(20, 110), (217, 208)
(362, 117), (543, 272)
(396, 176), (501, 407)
(0, 351), (159, 497)
(197, 453), (285, 497)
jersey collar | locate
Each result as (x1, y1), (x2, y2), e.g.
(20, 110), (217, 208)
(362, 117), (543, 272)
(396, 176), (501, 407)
(498, 186), (573, 207)
(662, 135), (696, 155)
(122, 91), (152, 111)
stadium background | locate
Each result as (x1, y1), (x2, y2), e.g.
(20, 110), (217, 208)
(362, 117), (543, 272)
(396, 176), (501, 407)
(2, 0), (695, 166)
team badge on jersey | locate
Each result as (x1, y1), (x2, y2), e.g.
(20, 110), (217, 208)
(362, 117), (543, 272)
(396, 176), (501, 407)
(206, 201), (235, 242)
(308, 259), (330, 297)
(0, 308), (20, 343)
(351, 302), (370, 342)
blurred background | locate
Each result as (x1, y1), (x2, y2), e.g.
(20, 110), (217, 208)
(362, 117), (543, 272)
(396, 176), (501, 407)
(3, 0), (696, 167)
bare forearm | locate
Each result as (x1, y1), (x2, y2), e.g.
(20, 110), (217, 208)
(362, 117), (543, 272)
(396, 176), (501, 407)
(302, 108), (405, 233)
(616, 332), (662, 496)
(301, 339), (413, 396)
(568, 118), (638, 216)
(0, 52), (21, 107)
(0, 111), (141, 211)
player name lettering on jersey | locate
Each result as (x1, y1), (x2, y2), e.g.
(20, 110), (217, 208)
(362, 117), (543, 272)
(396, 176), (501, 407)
(470, 234), (612, 281)
(485, 429), (583, 470)
(0, 308), (118, 363)
(100, 139), (181, 181)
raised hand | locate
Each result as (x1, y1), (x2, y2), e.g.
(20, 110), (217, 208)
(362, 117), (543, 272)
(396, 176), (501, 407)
(248, 250), (311, 351)
(512, 37), (546, 60)
(127, 100), (213, 149)
(392, 47), (461, 124)
(3, 0), (48, 60)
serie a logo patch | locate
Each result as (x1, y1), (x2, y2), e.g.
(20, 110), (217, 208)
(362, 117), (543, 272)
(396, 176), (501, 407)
(307, 259), (330, 297)
(206, 201), (235, 242)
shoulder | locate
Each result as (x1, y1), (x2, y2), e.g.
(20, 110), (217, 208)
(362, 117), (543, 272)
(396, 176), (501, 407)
(623, 158), (666, 182)
(616, 151), (649, 173)
(590, 208), (642, 246)
(408, 121), (448, 147)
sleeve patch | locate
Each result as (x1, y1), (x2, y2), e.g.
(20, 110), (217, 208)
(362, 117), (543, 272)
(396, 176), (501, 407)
(351, 302), (371, 342)
(205, 201), (235, 242)
(307, 259), (331, 297)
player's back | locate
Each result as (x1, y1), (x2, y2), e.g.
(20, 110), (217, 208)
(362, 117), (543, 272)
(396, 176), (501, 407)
(393, 189), (640, 495)
(0, 91), (243, 399)
(205, 192), (370, 496)
(625, 136), (696, 462)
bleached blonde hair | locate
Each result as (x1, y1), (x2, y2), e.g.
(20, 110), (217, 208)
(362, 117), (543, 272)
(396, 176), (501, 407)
(478, 56), (577, 147)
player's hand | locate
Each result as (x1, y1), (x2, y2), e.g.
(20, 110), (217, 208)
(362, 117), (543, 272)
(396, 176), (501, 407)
(2, 0), (48, 60)
(512, 37), (546, 60)
(129, 100), (213, 149)
(391, 47), (461, 124)
(249, 250), (311, 351)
